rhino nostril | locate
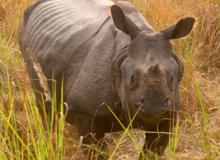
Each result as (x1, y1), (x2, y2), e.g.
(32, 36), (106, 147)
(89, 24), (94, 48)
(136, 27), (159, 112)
(140, 98), (145, 104)
(164, 98), (172, 107)
(136, 98), (145, 108)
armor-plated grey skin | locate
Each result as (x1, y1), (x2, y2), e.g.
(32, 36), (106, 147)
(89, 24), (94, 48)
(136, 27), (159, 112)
(19, 0), (195, 158)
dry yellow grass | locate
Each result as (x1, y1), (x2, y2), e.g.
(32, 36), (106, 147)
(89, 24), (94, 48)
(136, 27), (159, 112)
(0, 0), (220, 159)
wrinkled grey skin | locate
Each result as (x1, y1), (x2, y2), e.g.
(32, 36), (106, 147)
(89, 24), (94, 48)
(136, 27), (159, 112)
(19, 0), (195, 158)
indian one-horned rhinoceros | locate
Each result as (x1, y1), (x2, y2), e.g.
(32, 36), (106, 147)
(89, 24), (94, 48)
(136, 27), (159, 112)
(19, 0), (195, 158)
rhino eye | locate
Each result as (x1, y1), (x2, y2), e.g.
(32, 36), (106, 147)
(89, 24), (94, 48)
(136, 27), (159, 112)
(129, 72), (138, 91)
(168, 75), (174, 91)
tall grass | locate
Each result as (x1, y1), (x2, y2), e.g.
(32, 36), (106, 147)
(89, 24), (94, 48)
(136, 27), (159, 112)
(0, 76), (67, 159)
(0, 0), (220, 159)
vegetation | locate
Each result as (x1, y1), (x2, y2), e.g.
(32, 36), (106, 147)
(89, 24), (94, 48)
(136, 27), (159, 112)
(0, 0), (220, 159)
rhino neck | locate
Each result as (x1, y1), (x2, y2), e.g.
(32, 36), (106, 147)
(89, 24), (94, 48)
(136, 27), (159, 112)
(110, 31), (130, 107)
(111, 46), (128, 92)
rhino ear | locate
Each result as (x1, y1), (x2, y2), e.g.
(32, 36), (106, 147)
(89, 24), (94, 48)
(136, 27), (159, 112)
(111, 5), (140, 39)
(161, 17), (195, 40)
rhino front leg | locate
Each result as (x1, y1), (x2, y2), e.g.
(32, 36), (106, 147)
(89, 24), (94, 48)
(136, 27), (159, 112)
(139, 131), (169, 159)
(73, 112), (108, 160)
(139, 119), (174, 160)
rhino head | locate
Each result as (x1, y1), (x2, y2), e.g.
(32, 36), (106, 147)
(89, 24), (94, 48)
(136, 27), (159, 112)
(111, 5), (195, 123)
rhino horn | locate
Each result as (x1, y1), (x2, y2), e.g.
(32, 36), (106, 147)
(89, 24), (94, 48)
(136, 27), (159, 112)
(148, 64), (161, 74)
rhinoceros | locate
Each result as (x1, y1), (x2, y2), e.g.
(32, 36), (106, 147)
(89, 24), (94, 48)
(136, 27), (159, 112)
(19, 0), (195, 158)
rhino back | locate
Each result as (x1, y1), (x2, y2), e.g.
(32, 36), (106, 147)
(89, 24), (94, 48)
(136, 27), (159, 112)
(20, 0), (113, 79)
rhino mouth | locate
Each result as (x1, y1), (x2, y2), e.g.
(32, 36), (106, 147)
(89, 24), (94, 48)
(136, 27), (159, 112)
(134, 103), (177, 123)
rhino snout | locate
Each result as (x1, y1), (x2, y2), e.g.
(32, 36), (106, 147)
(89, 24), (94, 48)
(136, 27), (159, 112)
(135, 96), (173, 114)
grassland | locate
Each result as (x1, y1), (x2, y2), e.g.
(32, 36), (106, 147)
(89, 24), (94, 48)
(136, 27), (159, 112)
(0, 0), (220, 159)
